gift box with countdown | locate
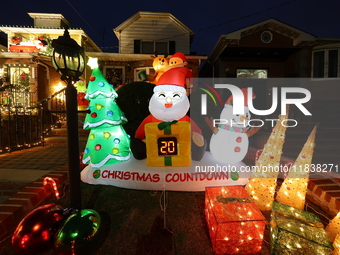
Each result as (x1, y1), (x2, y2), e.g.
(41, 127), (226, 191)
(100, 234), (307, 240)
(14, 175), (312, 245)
(145, 121), (191, 167)
(205, 186), (265, 255)
(270, 201), (333, 255)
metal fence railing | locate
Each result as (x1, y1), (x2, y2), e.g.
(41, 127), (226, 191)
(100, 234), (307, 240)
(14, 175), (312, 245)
(0, 86), (67, 154)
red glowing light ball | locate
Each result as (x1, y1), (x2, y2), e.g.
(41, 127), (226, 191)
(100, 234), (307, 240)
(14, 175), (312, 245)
(12, 204), (67, 254)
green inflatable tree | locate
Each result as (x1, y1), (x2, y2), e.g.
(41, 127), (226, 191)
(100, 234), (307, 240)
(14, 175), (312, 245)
(82, 58), (131, 167)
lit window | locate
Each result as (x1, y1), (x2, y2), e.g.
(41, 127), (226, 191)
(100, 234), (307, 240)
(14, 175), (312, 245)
(9, 66), (30, 88)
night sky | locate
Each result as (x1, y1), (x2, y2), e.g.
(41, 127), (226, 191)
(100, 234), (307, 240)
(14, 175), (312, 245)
(0, 0), (339, 55)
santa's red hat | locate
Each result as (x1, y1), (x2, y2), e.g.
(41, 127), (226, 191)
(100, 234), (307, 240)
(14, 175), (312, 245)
(154, 52), (191, 94)
(171, 52), (187, 63)
(225, 88), (255, 107)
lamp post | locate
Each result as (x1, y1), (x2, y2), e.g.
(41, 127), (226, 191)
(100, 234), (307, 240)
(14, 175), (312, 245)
(52, 29), (85, 209)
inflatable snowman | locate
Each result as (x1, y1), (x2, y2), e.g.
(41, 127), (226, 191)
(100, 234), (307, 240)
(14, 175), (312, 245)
(209, 88), (257, 164)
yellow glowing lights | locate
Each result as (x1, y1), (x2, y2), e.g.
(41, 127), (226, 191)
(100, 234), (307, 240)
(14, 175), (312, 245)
(276, 126), (317, 210)
(87, 57), (99, 69)
(326, 212), (340, 242)
(245, 110), (289, 211)
(205, 186), (265, 254)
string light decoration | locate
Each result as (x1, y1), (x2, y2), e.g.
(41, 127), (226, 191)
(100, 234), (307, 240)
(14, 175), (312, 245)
(333, 233), (340, 254)
(43, 177), (60, 199)
(326, 212), (340, 242)
(270, 201), (333, 254)
(254, 149), (263, 163)
(205, 186), (265, 254)
(245, 108), (289, 211)
(276, 126), (317, 210)
(0, 92), (41, 153)
(283, 161), (294, 179)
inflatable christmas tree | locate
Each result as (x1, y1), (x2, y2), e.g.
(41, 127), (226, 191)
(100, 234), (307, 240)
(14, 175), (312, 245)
(82, 58), (131, 167)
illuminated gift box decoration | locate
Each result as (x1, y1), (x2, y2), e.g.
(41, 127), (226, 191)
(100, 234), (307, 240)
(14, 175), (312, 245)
(333, 234), (340, 255)
(270, 201), (333, 255)
(145, 121), (191, 167)
(326, 212), (340, 242)
(205, 186), (265, 255)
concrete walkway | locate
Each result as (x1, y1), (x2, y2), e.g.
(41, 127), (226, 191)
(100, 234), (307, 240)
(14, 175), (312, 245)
(0, 146), (69, 204)
(0, 146), (70, 242)
(0, 146), (68, 182)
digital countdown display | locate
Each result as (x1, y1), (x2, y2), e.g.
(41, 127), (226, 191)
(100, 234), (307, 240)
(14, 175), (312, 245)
(145, 121), (191, 167)
(157, 137), (178, 156)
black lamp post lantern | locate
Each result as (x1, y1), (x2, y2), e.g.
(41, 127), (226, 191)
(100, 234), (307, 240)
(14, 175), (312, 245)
(52, 29), (84, 209)
(52, 29), (85, 81)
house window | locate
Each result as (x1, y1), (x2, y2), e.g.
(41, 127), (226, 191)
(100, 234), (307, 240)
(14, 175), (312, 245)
(134, 40), (176, 54)
(2, 65), (33, 107)
(313, 51), (325, 78)
(313, 49), (339, 78)
(9, 66), (30, 88)
(141, 41), (154, 54)
(134, 67), (155, 81)
(328, 50), (338, 78)
(261, 31), (273, 43)
(141, 41), (168, 54)
(103, 66), (125, 88)
(155, 42), (168, 53)
(236, 69), (268, 78)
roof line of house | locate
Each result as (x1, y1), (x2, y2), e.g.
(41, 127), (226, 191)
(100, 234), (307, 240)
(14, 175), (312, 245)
(0, 26), (83, 33)
(113, 11), (194, 40)
(86, 52), (207, 61)
(27, 13), (72, 28)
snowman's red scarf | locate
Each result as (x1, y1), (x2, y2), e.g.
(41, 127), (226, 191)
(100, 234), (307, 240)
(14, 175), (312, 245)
(217, 124), (249, 133)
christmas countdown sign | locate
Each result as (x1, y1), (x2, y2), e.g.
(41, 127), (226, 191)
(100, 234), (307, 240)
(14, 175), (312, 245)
(81, 151), (251, 191)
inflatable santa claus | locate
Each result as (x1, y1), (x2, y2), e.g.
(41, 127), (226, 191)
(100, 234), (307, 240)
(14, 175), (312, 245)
(131, 52), (206, 161)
